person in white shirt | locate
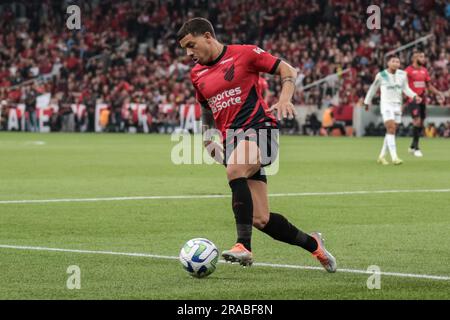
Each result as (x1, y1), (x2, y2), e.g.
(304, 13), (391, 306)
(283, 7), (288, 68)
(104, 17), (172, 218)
(363, 55), (422, 165)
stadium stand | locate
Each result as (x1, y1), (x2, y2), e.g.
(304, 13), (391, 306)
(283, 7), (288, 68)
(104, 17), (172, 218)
(0, 0), (448, 134)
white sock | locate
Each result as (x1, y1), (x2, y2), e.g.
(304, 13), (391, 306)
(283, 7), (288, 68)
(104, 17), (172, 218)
(379, 136), (387, 158)
(386, 134), (398, 160)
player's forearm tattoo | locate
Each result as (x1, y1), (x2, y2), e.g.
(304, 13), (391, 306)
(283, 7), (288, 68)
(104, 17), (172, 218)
(281, 76), (296, 86)
(201, 106), (214, 131)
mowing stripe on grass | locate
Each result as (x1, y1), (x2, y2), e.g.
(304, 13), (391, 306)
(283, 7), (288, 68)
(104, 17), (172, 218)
(1, 188), (450, 204)
(0, 244), (449, 281)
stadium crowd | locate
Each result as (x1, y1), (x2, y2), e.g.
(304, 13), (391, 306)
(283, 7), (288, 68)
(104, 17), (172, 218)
(0, 0), (449, 135)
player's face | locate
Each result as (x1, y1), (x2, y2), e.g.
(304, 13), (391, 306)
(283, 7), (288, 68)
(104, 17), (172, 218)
(416, 53), (426, 66)
(388, 58), (400, 71)
(180, 33), (213, 65)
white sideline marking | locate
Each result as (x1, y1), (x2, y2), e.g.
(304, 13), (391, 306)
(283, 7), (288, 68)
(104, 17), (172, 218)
(0, 244), (449, 281)
(1, 189), (450, 204)
(25, 141), (46, 146)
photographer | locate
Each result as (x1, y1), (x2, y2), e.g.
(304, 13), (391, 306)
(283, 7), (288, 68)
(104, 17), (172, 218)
(24, 85), (38, 132)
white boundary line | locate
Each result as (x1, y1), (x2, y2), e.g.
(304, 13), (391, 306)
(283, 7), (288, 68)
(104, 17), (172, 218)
(0, 244), (448, 281)
(1, 189), (450, 204)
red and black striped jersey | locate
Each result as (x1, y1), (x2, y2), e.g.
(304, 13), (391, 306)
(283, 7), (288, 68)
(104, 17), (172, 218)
(190, 44), (280, 141)
(405, 65), (431, 98)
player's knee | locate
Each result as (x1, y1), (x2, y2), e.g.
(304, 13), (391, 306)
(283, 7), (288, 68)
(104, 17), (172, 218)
(226, 166), (246, 180)
(253, 214), (269, 229)
(226, 164), (258, 181)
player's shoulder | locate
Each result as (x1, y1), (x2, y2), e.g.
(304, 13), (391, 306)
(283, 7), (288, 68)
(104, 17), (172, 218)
(404, 65), (413, 73)
(228, 44), (264, 54)
(376, 70), (385, 79)
(228, 44), (257, 50)
(398, 69), (409, 80)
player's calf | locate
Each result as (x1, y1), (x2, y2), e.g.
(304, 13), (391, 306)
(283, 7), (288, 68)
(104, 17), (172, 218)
(257, 212), (319, 253)
(228, 177), (254, 252)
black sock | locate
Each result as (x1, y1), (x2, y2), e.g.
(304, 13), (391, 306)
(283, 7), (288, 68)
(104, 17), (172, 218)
(416, 126), (422, 150)
(229, 177), (253, 251)
(258, 212), (318, 253)
(411, 126), (421, 149)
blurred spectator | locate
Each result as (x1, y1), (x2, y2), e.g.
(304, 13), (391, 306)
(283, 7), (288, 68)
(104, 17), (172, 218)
(100, 107), (111, 132)
(0, 0), (448, 134)
(425, 122), (438, 137)
(443, 121), (450, 137)
(59, 93), (74, 132)
(280, 117), (300, 135)
(0, 100), (7, 130)
(24, 84), (38, 132)
(320, 106), (346, 136)
(333, 98), (354, 136)
(302, 112), (321, 136)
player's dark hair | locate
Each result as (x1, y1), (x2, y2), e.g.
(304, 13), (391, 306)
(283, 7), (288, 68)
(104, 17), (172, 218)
(386, 54), (400, 62)
(412, 51), (424, 61)
(177, 17), (216, 41)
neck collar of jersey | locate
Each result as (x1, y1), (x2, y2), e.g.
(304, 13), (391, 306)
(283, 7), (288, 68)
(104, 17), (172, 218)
(205, 45), (227, 66)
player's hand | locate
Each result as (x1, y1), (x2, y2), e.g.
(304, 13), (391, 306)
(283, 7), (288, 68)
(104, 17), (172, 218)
(414, 95), (422, 104)
(269, 100), (296, 120)
(204, 140), (223, 164)
(203, 140), (215, 155)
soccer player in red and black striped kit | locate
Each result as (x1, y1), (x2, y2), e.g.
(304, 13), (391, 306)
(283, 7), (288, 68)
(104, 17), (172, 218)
(177, 18), (336, 272)
(405, 52), (446, 157)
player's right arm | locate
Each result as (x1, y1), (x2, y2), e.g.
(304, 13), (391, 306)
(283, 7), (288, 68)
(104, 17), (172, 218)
(363, 73), (381, 110)
(200, 101), (214, 131)
(194, 85), (224, 164)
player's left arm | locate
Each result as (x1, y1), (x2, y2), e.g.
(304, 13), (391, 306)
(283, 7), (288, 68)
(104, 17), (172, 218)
(269, 61), (298, 120)
(246, 45), (297, 120)
(427, 83), (446, 105)
(424, 69), (445, 105)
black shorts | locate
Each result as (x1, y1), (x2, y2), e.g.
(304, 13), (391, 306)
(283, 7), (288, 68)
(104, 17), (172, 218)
(408, 101), (426, 120)
(222, 127), (279, 183)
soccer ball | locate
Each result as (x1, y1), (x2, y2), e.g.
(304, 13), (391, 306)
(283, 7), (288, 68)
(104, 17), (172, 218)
(179, 238), (219, 278)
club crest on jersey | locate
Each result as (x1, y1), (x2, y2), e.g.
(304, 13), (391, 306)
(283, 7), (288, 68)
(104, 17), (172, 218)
(223, 64), (235, 82)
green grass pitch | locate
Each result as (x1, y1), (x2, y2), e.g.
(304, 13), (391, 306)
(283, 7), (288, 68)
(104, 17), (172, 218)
(0, 132), (449, 299)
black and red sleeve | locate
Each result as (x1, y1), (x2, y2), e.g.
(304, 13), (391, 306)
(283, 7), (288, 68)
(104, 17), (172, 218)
(245, 45), (281, 74)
